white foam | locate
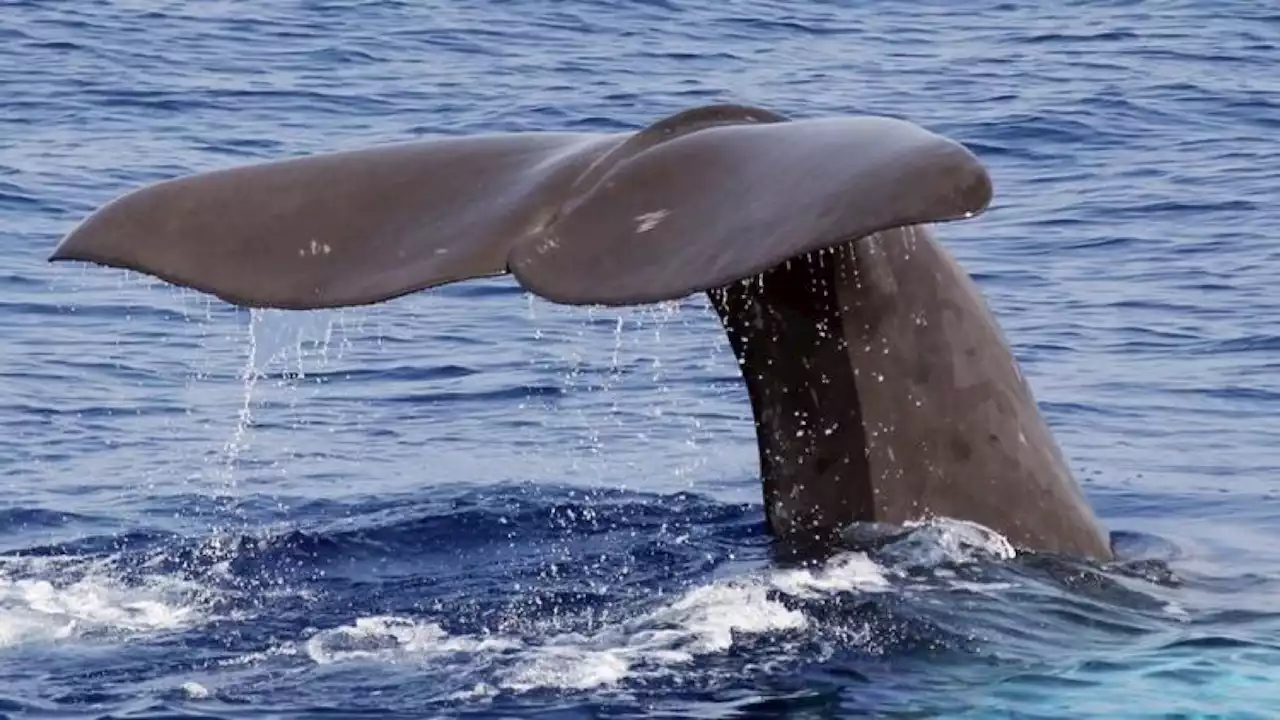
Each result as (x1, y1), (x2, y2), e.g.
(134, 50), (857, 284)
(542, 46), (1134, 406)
(649, 580), (806, 653)
(304, 615), (519, 665)
(770, 551), (893, 598)
(504, 643), (634, 691)
(0, 562), (206, 648)
(880, 517), (1017, 566)
(266, 550), (889, 693)
(181, 681), (210, 699)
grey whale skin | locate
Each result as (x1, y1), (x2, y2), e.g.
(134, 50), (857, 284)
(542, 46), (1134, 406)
(48, 104), (1114, 561)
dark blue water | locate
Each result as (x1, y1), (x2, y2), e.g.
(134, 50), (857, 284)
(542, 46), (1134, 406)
(3, 1), (1279, 716)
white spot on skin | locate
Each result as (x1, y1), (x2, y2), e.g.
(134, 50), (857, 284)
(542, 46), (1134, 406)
(634, 209), (670, 234)
(301, 240), (334, 257)
(535, 236), (560, 255)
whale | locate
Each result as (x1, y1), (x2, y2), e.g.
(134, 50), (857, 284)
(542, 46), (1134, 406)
(48, 104), (1114, 561)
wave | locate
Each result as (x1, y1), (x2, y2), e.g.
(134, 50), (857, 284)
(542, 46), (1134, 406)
(0, 485), (1194, 716)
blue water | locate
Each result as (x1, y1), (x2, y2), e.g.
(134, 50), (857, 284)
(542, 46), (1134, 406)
(2, 1), (1279, 716)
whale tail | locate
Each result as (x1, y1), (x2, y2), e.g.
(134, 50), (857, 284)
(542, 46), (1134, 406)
(49, 104), (991, 309)
(48, 105), (1112, 560)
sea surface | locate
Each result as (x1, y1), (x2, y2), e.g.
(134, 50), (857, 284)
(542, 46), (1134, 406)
(2, 1), (1279, 717)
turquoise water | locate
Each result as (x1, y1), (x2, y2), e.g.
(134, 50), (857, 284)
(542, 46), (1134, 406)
(2, 1), (1279, 716)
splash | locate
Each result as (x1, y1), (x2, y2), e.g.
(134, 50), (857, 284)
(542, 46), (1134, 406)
(874, 516), (1018, 567)
(303, 616), (520, 665)
(237, 549), (893, 693)
(0, 556), (209, 648)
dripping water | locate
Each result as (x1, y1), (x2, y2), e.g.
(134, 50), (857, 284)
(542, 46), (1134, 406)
(217, 308), (266, 491)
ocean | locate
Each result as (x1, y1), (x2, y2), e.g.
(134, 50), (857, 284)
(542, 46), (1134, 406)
(2, 1), (1278, 717)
